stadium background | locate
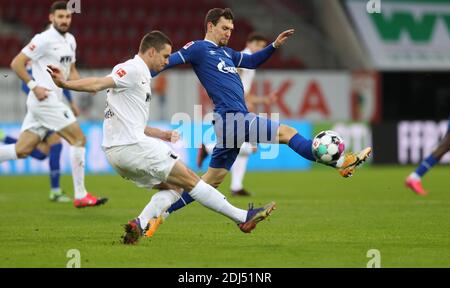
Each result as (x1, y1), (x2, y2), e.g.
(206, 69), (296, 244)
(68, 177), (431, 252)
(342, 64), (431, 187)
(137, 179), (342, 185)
(1, 0), (448, 174)
(1, 0), (450, 268)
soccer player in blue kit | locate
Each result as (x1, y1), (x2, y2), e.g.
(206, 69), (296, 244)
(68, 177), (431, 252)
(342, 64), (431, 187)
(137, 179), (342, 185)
(145, 8), (372, 236)
(406, 117), (450, 196)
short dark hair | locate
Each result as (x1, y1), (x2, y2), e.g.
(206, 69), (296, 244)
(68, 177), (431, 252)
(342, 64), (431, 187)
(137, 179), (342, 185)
(247, 32), (267, 43)
(204, 8), (234, 32)
(50, 1), (68, 14)
(139, 31), (173, 53)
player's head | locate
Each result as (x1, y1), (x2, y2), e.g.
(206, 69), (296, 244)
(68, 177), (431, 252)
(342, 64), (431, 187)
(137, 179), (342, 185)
(246, 33), (268, 53)
(49, 1), (72, 34)
(204, 8), (234, 46)
(139, 31), (173, 71)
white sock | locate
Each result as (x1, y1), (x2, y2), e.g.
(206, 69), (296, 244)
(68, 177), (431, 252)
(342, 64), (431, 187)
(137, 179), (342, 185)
(188, 180), (247, 223)
(230, 155), (249, 191)
(0, 144), (18, 162)
(70, 146), (88, 199)
(409, 172), (421, 180)
(138, 190), (180, 230)
(205, 143), (215, 155)
(239, 142), (254, 156)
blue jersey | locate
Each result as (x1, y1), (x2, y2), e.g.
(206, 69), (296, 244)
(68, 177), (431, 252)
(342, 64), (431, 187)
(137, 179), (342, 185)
(155, 40), (276, 115)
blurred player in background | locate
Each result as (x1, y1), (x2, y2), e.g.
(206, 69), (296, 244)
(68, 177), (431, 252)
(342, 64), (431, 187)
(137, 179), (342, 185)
(143, 8), (372, 237)
(47, 31), (276, 244)
(405, 117), (450, 196)
(0, 1), (107, 208)
(197, 32), (275, 196)
(0, 58), (79, 202)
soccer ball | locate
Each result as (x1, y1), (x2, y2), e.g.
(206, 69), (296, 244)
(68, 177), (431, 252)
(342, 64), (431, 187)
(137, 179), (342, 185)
(312, 130), (345, 164)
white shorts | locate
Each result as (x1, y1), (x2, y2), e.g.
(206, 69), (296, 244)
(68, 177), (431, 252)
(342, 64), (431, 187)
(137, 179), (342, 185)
(21, 98), (76, 140)
(104, 138), (179, 189)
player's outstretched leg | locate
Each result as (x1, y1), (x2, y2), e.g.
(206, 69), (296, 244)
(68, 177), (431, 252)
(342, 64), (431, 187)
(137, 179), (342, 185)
(123, 161), (275, 244)
(278, 124), (372, 177)
(405, 130), (450, 196)
(0, 131), (48, 160)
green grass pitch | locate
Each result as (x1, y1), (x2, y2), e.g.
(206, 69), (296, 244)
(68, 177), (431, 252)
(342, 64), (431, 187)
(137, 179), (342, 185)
(1, 166), (450, 267)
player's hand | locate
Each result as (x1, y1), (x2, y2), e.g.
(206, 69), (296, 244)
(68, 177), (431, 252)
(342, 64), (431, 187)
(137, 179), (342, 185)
(46, 65), (66, 88)
(33, 86), (50, 101)
(274, 29), (295, 48)
(167, 130), (180, 143)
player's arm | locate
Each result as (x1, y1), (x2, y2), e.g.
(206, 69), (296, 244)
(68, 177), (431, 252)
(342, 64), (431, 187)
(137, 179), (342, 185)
(68, 63), (81, 80)
(236, 29), (295, 69)
(66, 63), (82, 116)
(144, 127), (180, 143)
(10, 52), (49, 101)
(47, 65), (115, 93)
(150, 51), (186, 77)
(151, 41), (199, 77)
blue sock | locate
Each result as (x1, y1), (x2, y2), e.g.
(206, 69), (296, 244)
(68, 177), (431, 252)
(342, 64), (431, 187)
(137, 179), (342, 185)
(288, 133), (316, 162)
(4, 136), (47, 160)
(4, 136), (17, 144)
(49, 143), (62, 191)
(167, 191), (195, 214)
(415, 155), (438, 177)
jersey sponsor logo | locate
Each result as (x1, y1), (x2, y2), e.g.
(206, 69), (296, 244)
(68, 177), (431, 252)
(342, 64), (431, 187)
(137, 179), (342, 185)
(183, 41), (194, 49)
(217, 58), (238, 74)
(60, 56), (73, 64)
(209, 50), (216, 55)
(116, 68), (127, 78)
(28, 43), (36, 51)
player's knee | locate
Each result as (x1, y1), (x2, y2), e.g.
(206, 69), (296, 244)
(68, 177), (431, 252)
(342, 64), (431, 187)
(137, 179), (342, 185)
(278, 125), (298, 144)
(16, 146), (33, 159)
(183, 169), (201, 191)
(72, 134), (86, 147)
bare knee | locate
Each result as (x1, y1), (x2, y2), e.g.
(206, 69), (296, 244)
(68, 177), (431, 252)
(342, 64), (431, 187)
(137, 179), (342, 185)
(72, 134), (86, 147)
(15, 146), (34, 159)
(201, 171), (227, 188)
(278, 125), (298, 144)
(182, 169), (201, 191)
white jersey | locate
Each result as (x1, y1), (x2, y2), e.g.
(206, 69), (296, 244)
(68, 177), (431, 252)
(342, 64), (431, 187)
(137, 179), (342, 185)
(239, 48), (256, 94)
(21, 25), (76, 104)
(102, 55), (152, 148)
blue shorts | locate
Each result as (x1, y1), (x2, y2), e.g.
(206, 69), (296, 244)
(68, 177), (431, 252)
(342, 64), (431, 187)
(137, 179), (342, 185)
(209, 112), (279, 170)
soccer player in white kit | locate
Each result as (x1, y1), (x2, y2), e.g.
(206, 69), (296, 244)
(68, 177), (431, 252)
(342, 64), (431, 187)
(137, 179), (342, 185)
(0, 1), (107, 208)
(47, 31), (276, 244)
(198, 33), (274, 196)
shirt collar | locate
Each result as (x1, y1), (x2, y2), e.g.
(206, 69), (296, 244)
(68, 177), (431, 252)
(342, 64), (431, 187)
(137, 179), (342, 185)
(134, 55), (152, 79)
(48, 25), (67, 40)
(204, 39), (218, 47)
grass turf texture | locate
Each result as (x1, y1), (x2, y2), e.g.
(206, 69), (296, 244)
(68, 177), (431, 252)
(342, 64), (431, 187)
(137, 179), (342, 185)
(1, 166), (450, 267)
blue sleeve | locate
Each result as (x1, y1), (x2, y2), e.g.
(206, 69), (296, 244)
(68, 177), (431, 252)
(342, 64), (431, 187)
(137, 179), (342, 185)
(21, 81), (29, 95)
(150, 51), (186, 77)
(232, 43), (276, 69)
(151, 41), (201, 77)
(63, 89), (73, 102)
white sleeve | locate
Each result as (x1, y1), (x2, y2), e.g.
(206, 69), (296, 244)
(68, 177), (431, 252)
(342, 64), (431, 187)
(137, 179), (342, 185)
(109, 63), (136, 89)
(71, 37), (77, 64)
(21, 34), (48, 61)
